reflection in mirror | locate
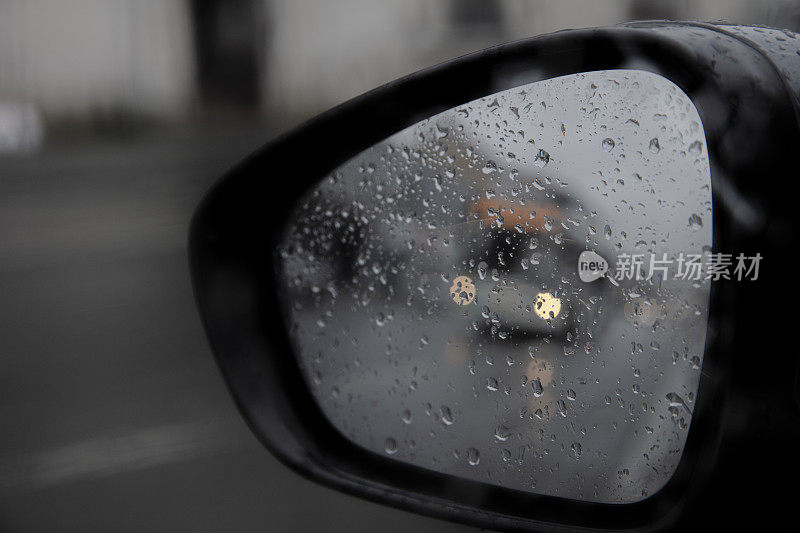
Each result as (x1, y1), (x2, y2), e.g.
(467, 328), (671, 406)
(277, 70), (711, 503)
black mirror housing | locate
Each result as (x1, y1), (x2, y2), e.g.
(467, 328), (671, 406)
(190, 22), (800, 531)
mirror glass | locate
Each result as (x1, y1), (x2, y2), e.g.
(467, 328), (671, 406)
(277, 70), (712, 503)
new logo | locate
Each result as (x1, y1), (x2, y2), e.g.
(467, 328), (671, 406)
(578, 250), (609, 282)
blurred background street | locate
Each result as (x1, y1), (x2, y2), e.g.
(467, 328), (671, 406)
(1, 1), (800, 531)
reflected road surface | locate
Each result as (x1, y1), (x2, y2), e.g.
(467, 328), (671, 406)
(0, 123), (473, 532)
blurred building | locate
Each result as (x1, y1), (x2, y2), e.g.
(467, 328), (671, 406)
(2, 0), (800, 140)
(0, 0), (194, 120)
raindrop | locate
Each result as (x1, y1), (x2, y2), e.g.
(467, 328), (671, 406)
(441, 405), (456, 425)
(602, 138), (616, 151)
(467, 447), (481, 466)
(649, 137), (661, 153)
(385, 438), (398, 455)
(567, 389), (577, 401)
(494, 425), (511, 442)
(688, 213), (703, 230)
(570, 442), (582, 460)
(666, 392), (691, 414)
(530, 377), (544, 397)
(477, 261), (488, 280)
(534, 149), (550, 168)
(402, 410), (413, 424)
(688, 140), (703, 156)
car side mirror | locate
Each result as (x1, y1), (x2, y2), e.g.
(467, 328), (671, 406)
(190, 21), (800, 531)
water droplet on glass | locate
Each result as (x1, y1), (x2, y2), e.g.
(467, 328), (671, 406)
(385, 438), (398, 455)
(477, 261), (488, 280)
(530, 377), (544, 397)
(570, 442), (582, 459)
(494, 425), (511, 442)
(467, 447), (481, 466)
(567, 389), (577, 401)
(649, 137), (661, 153)
(602, 138), (615, 151)
(534, 149), (550, 168)
(440, 405), (455, 425)
(666, 392), (691, 415)
(688, 140), (703, 155)
(688, 213), (703, 230)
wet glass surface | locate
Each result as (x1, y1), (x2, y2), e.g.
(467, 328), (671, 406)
(278, 70), (712, 503)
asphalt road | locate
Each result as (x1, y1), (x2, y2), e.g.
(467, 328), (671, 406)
(0, 122), (473, 532)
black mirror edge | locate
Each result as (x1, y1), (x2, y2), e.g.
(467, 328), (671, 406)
(189, 21), (800, 532)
